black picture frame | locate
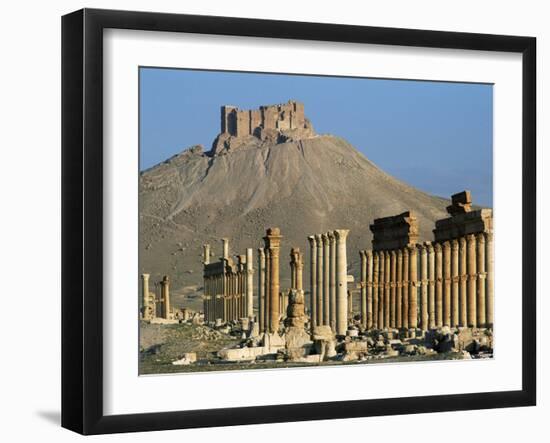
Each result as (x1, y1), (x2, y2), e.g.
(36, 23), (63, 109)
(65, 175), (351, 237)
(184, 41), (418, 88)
(61, 8), (537, 435)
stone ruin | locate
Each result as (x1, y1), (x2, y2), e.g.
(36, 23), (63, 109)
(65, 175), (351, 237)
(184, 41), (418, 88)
(211, 100), (315, 155)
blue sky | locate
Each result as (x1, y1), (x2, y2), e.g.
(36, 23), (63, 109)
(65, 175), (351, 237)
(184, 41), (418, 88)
(140, 68), (493, 206)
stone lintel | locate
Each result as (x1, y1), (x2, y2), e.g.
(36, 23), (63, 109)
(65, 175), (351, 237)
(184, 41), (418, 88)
(433, 208), (493, 242)
(370, 211), (419, 251)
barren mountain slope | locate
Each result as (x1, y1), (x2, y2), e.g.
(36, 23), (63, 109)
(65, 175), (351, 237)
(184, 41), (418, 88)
(139, 135), (449, 305)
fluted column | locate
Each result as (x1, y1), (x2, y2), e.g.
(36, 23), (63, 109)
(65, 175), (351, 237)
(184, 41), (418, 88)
(408, 246), (418, 329)
(396, 249), (403, 328)
(434, 243), (443, 327)
(402, 247), (409, 329)
(476, 233), (486, 328)
(141, 273), (151, 320)
(427, 243), (435, 329)
(334, 229), (349, 336)
(384, 251), (391, 328)
(360, 250), (367, 328)
(419, 244), (428, 330)
(378, 250), (386, 329)
(367, 250), (373, 329)
(307, 236), (317, 329)
(390, 250), (397, 328)
(459, 237), (467, 326)
(329, 232), (336, 331)
(485, 232), (494, 327)
(315, 234), (324, 326)
(451, 240), (459, 327)
(322, 233), (330, 327)
(264, 228), (282, 333)
(373, 251), (379, 329)
(466, 234), (477, 327)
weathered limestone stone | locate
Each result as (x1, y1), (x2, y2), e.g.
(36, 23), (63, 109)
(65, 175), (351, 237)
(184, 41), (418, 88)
(476, 233), (486, 327)
(141, 273), (152, 320)
(451, 239), (459, 327)
(466, 234), (477, 327)
(328, 232), (336, 331)
(264, 228), (282, 333)
(334, 229), (350, 336)
(246, 248), (254, 318)
(172, 352), (197, 366)
(258, 248), (266, 333)
(384, 250), (391, 328)
(312, 325), (336, 360)
(443, 241), (451, 327)
(419, 244), (428, 331)
(459, 236), (468, 327)
(360, 250), (367, 328)
(408, 246), (418, 329)
(427, 242), (435, 329)
(378, 250), (386, 329)
(402, 247), (409, 329)
(322, 233), (330, 327)
(390, 250), (397, 328)
(434, 242), (443, 327)
(366, 250), (374, 329)
(396, 249), (403, 328)
(485, 232), (494, 327)
(307, 236), (317, 329)
(222, 238), (229, 260)
(373, 251), (380, 329)
(315, 234), (324, 326)
(203, 244), (210, 265)
(370, 211), (419, 251)
(160, 275), (171, 319)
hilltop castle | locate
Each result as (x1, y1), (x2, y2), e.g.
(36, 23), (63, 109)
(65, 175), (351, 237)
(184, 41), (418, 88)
(211, 100), (315, 155)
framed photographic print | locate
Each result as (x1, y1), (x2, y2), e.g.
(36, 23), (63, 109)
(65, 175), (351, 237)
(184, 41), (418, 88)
(61, 8), (536, 435)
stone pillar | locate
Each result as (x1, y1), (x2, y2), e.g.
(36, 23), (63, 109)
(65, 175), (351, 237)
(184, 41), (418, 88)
(222, 238), (229, 260)
(434, 243), (443, 327)
(322, 233), (330, 327)
(290, 249), (296, 289)
(258, 248), (266, 332)
(348, 290), (353, 315)
(427, 242), (435, 329)
(390, 250), (397, 328)
(419, 244), (428, 330)
(451, 240), (459, 327)
(360, 250), (367, 328)
(384, 251), (390, 328)
(402, 247), (409, 329)
(408, 246), (418, 329)
(378, 250), (386, 329)
(476, 233), (486, 328)
(246, 248), (254, 318)
(443, 241), (451, 327)
(296, 250), (304, 292)
(459, 236), (468, 327)
(367, 250), (374, 330)
(160, 275), (170, 319)
(315, 234), (324, 326)
(466, 234), (477, 327)
(485, 232), (494, 327)
(141, 273), (151, 320)
(396, 249), (403, 329)
(264, 249), (271, 331)
(334, 229), (350, 336)
(264, 228), (282, 333)
(373, 251), (379, 329)
(329, 232), (337, 332)
(203, 244), (210, 265)
(307, 236), (317, 329)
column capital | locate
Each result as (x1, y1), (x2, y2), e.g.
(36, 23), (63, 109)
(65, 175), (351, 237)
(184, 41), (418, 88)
(366, 249), (373, 258)
(327, 231), (335, 242)
(442, 241), (451, 250)
(451, 239), (459, 250)
(321, 233), (329, 245)
(307, 235), (317, 247)
(434, 242), (442, 252)
(314, 233), (323, 245)
(333, 229), (350, 241)
(476, 232), (486, 243)
(141, 273), (150, 280)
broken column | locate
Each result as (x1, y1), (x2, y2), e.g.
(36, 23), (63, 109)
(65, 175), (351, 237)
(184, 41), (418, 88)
(334, 229), (349, 336)
(264, 228), (282, 333)
(307, 236), (317, 329)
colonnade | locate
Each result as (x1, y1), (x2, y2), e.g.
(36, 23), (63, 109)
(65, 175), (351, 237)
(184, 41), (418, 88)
(308, 229), (349, 335)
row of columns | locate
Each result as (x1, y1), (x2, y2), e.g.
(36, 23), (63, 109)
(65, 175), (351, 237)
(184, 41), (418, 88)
(359, 231), (494, 331)
(308, 229), (349, 336)
(140, 273), (171, 320)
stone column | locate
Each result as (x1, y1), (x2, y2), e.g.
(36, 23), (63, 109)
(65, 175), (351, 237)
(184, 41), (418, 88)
(222, 238), (229, 260)
(360, 250), (367, 328)
(373, 251), (379, 329)
(141, 273), (151, 320)
(378, 250), (386, 329)
(466, 234), (477, 327)
(402, 247), (409, 329)
(258, 249), (266, 332)
(307, 236), (317, 329)
(434, 243), (443, 327)
(384, 251), (391, 328)
(296, 250), (304, 291)
(419, 244), (428, 331)
(396, 249), (403, 328)
(290, 249), (296, 289)
(390, 250), (397, 328)
(322, 233), (330, 327)
(408, 246), (418, 329)
(264, 228), (282, 333)
(334, 229), (350, 336)
(451, 240), (459, 327)
(315, 234), (324, 326)
(427, 242), (435, 329)
(203, 244), (210, 265)
(246, 248), (254, 318)
(264, 249), (271, 331)
(459, 236), (468, 327)
(329, 232), (337, 331)
(367, 250), (374, 330)
(160, 275), (170, 319)
(476, 233), (486, 328)
(485, 232), (494, 327)
(443, 241), (451, 327)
